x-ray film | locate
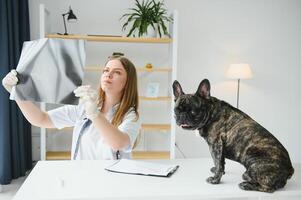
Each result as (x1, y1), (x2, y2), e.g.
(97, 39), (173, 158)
(10, 38), (86, 105)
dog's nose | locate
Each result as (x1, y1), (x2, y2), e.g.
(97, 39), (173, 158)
(177, 114), (188, 124)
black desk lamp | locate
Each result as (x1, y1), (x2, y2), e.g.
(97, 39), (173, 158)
(59, 6), (77, 35)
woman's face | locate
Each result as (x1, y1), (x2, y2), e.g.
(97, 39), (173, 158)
(101, 59), (127, 95)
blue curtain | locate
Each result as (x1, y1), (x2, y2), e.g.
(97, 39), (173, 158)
(0, 0), (32, 184)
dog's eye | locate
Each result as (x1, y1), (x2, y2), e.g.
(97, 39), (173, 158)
(191, 110), (196, 115)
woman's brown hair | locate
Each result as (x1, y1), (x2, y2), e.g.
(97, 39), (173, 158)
(98, 55), (139, 126)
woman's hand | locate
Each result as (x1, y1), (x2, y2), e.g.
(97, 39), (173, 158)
(2, 69), (18, 93)
(74, 85), (130, 150)
(74, 85), (100, 120)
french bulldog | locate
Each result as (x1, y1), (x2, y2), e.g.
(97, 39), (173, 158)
(172, 79), (294, 193)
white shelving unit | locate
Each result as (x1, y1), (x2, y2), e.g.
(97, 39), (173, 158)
(39, 4), (50, 161)
(39, 4), (178, 160)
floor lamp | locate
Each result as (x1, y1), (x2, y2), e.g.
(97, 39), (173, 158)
(226, 63), (253, 109)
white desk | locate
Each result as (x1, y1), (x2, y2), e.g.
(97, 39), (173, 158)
(13, 158), (301, 200)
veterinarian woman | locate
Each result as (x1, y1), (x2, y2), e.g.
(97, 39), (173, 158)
(2, 55), (140, 160)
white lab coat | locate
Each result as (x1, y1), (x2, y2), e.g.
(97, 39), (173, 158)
(48, 103), (140, 160)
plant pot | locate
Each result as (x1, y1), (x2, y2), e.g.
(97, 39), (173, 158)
(146, 24), (158, 38)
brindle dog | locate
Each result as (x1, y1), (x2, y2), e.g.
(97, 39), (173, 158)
(172, 79), (294, 193)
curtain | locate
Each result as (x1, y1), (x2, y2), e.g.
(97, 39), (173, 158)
(0, 0), (32, 184)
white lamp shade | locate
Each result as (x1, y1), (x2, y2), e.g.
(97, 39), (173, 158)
(226, 63), (253, 79)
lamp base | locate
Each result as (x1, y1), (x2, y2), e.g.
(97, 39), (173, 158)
(57, 32), (69, 35)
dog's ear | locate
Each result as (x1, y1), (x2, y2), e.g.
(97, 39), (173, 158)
(173, 80), (184, 100)
(196, 79), (211, 99)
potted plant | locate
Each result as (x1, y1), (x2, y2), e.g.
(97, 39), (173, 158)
(120, 0), (173, 38)
(151, 0), (173, 37)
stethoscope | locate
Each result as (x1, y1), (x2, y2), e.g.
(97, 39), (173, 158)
(73, 118), (121, 160)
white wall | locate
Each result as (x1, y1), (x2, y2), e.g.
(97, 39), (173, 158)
(167, 0), (301, 163)
(29, 0), (301, 162)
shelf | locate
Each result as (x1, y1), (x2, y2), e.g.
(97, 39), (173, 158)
(141, 124), (171, 131)
(46, 151), (71, 160)
(47, 127), (73, 131)
(45, 34), (172, 44)
(131, 151), (170, 159)
(40, 6), (177, 161)
(85, 66), (172, 72)
(139, 96), (171, 101)
(47, 123), (171, 132)
(46, 151), (170, 160)
(136, 67), (172, 72)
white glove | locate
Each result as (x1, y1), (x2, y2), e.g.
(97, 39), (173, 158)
(2, 69), (18, 93)
(74, 85), (100, 120)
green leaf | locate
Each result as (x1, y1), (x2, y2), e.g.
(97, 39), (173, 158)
(160, 18), (170, 37)
(121, 0), (172, 37)
(127, 18), (141, 37)
(157, 24), (162, 38)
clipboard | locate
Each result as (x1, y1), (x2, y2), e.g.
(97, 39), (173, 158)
(105, 159), (179, 177)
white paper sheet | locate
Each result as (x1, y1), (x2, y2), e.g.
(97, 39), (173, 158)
(105, 159), (179, 177)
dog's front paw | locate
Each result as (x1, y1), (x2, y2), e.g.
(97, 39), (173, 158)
(206, 176), (221, 184)
(210, 167), (225, 174)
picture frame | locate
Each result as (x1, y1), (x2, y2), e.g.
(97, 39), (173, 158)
(146, 82), (160, 98)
